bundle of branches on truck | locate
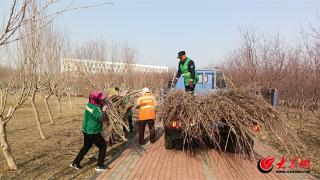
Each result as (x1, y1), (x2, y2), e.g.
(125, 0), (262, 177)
(159, 69), (303, 158)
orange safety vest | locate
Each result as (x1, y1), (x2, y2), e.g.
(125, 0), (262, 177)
(137, 93), (156, 121)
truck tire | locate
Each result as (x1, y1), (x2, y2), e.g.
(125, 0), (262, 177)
(174, 138), (183, 150)
(242, 134), (254, 155)
(219, 132), (236, 153)
(165, 132), (174, 149)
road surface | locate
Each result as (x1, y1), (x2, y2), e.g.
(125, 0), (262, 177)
(95, 130), (315, 180)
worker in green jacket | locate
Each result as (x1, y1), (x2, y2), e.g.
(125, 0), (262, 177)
(174, 51), (199, 92)
(70, 91), (109, 172)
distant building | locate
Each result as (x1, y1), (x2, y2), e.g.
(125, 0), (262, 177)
(61, 58), (169, 73)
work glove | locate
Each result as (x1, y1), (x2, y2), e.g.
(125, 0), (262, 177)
(102, 105), (108, 112)
(189, 80), (193, 87)
(170, 78), (175, 86)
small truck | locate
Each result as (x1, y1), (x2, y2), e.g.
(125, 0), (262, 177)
(163, 69), (278, 151)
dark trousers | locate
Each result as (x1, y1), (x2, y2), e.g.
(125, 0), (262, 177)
(185, 85), (196, 92)
(128, 115), (133, 132)
(122, 115), (133, 134)
(73, 132), (107, 167)
(139, 120), (155, 145)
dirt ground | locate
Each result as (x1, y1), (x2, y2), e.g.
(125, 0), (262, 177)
(281, 108), (320, 177)
(0, 96), (129, 179)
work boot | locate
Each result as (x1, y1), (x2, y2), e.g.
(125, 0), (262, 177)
(95, 165), (109, 172)
(69, 163), (82, 170)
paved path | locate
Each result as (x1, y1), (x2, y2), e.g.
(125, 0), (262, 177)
(96, 134), (315, 180)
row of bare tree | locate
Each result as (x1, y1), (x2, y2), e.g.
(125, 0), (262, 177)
(0, 0), (72, 170)
(221, 28), (320, 129)
(68, 39), (172, 94)
(0, 0), (172, 171)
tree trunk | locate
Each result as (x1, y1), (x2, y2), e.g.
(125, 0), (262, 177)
(44, 96), (54, 124)
(284, 104), (290, 119)
(299, 113), (303, 130)
(68, 92), (72, 110)
(57, 98), (62, 118)
(299, 108), (304, 131)
(31, 90), (46, 140)
(315, 109), (320, 128)
(0, 120), (18, 170)
(11, 96), (15, 106)
(0, 91), (4, 108)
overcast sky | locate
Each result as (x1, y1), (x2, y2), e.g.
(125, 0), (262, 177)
(1, 0), (320, 68)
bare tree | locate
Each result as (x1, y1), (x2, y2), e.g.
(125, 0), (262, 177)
(42, 81), (57, 124)
(74, 39), (108, 61)
(18, 2), (49, 140)
(55, 85), (65, 118)
(40, 24), (65, 124)
(259, 35), (288, 88)
(223, 29), (261, 87)
(0, 0), (113, 46)
(0, 74), (31, 170)
(304, 24), (320, 127)
(239, 29), (260, 84)
(120, 41), (136, 87)
(67, 86), (73, 110)
(109, 41), (120, 73)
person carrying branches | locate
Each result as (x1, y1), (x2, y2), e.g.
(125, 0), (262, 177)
(122, 93), (134, 133)
(70, 91), (109, 172)
(111, 87), (134, 133)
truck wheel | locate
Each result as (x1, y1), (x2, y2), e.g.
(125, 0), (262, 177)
(243, 134), (254, 155)
(165, 132), (174, 149)
(174, 138), (184, 150)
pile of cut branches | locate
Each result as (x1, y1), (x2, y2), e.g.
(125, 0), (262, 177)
(159, 89), (304, 157)
(109, 90), (140, 118)
(103, 90), (140, 143)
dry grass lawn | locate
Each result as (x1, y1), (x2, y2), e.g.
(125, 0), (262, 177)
(0, 96), (126, 179)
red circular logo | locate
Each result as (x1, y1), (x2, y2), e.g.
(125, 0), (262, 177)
(257, 156), (275, 173)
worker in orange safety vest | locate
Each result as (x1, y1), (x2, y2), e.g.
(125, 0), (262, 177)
(136, 87), (156, 145)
